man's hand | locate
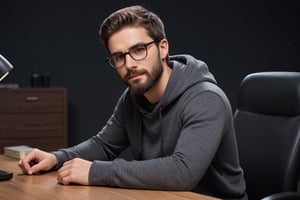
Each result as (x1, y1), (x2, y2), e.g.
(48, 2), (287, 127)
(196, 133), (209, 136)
(18, 148), (58, 175)
(57, 158), (92, 185)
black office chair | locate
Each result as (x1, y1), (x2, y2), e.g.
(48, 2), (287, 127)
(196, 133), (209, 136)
(233, 71), (300, 200)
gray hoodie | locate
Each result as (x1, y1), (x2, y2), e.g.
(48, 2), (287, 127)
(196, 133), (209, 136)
(53, 54), (247, 199)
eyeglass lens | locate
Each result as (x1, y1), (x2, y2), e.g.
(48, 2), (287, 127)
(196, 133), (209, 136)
(108, 41), (155, 68)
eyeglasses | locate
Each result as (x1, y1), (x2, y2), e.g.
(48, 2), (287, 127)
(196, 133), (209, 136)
(106, 40), (156, 68)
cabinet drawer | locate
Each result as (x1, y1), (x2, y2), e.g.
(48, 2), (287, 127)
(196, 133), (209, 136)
(0, 89), (65, 113)
(0, 113), (65, 138)
(0, 88), (68, 153)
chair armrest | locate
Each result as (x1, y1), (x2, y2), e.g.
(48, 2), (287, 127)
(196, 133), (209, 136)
(261, 192), (300, 200)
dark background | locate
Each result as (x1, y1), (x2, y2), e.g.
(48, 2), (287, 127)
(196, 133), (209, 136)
(1, 0), (299, 146)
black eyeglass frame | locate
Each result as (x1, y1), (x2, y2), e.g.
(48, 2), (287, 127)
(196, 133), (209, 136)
(106, 40), (157, 68)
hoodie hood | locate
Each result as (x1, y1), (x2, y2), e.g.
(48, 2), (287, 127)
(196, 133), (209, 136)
(161, 54), (216, 108)
(132, 54), (216, 114)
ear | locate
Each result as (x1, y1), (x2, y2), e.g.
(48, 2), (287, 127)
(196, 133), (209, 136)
(158, 39), (169, 61)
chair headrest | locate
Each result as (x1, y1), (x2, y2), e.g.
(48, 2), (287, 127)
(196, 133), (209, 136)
(237, 71), (300, 116)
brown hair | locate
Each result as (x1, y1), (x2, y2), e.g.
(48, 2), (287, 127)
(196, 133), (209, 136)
(99, 5), (166, 50)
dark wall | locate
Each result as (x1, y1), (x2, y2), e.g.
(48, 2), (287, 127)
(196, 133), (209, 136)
(1, 0), (299, 146)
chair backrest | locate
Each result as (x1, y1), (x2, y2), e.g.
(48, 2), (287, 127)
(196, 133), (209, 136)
(234, 71), (300, 200)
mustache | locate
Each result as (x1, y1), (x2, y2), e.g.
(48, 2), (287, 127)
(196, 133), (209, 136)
(124, 69), (147, 81)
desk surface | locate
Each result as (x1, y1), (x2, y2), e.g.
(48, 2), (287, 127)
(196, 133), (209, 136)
(0, 155), (218, 200)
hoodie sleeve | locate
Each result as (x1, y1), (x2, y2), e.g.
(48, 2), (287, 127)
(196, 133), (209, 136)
(52, 90), (130, 169)
(88, 86), (232, 191)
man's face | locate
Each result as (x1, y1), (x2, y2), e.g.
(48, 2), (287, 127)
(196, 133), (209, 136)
(107, 26), (163, 94)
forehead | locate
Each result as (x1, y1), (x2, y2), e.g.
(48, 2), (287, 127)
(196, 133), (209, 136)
(107, 26), (152, 53)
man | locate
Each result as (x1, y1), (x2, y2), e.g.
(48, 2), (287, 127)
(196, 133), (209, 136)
(19, 5), (247, 199)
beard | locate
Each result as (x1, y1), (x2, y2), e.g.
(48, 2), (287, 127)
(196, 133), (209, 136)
(122, 58), (163, 95)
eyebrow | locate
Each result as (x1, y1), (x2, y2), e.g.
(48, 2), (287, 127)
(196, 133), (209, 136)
(110, 42), (149, 55)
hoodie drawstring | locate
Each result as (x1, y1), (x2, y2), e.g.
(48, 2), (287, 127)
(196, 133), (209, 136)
(159, 107), (165, 156)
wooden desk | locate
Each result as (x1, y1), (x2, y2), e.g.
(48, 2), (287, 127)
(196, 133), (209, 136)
(0, 155), (218, 200)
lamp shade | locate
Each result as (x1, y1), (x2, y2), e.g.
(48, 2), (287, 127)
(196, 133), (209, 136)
(0, 54), (14, 81)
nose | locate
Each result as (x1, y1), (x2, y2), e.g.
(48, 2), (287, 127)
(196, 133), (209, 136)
(124, 53), (137, 69)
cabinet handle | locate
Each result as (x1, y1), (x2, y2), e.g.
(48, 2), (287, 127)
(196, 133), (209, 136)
(26, 96), (39, 101)
(24, 123), (43, 127)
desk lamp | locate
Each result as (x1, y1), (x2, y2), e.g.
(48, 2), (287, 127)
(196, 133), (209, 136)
(0, 54), (13, 81)
(0, 54), (14, 181)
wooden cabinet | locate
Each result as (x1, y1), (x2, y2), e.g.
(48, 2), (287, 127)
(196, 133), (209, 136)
(0, 88), (68, 153)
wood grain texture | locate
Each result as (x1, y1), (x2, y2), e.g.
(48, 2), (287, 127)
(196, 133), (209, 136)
(0, 155), (219, 200)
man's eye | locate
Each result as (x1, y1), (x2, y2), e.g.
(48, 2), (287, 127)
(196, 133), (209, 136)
(113, 54), (124, 62)
(132, 46), (146, 55)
